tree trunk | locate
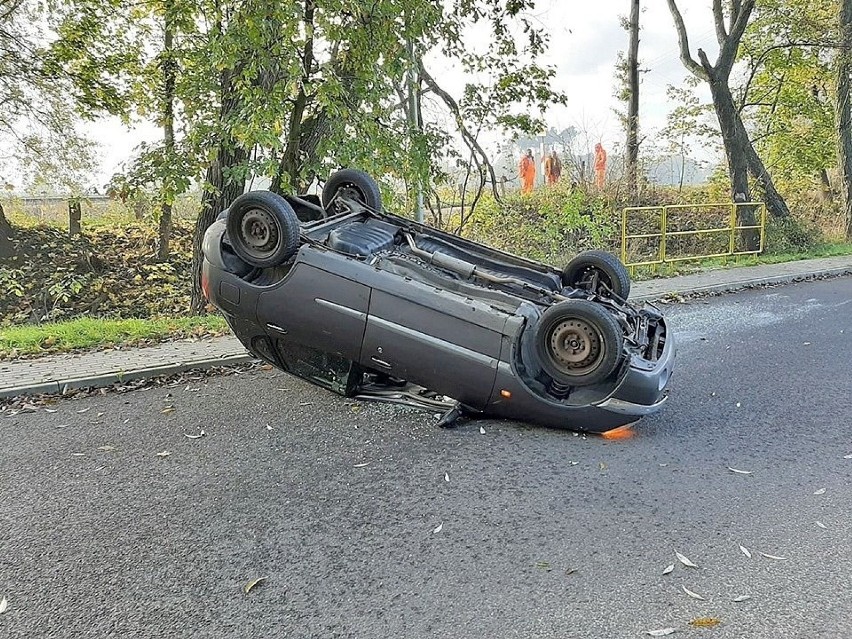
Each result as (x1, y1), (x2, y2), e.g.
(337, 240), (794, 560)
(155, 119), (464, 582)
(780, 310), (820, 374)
(190, 68), (248, 314)
(626, 0), (641, 205)
(818, 169), (833, 202)
(157, 5), (176, 262)
(0, 201), (14, 259)
(668, 0), (789, 240)
(837, 0), (852, 240)
(708, 77), (761, 249)
(68, 199), (82, 236)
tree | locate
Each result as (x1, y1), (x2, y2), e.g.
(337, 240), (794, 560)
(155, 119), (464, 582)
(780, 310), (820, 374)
(666, 0), (791, 238)
(0, 0), (137, 256)
(660, 81), (718, 192)
(838, 0), (852, 239)
(738, 0), (836, 198)
(625, 0), (641, 204)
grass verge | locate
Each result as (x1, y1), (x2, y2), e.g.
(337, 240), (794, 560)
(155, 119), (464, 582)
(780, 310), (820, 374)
(0, 315), (229, 359)
(629, 242), (852, 280)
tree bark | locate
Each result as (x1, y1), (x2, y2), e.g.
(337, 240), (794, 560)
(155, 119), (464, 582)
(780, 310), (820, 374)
(190, 68), (247, 314)
(626, 0), (641, 205)
(157, 5), (176, 263)
(667, 0), (790, 235)
(837, 0), (852, 240)
(0, 201), (14, 259)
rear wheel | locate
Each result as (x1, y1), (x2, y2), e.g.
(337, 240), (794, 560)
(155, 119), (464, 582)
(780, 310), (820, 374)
(322, 168), (383, 214)
(535, 300), (623, 387)
(226, 191), (301, 268)
(562, 250), (631, 300)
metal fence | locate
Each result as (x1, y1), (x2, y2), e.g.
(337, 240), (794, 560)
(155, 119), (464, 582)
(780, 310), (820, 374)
(620, 202), (767, 269)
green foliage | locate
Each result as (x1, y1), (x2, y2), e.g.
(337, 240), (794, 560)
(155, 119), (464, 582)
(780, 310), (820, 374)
(464, 183), (618, 265)
(739, 0), (836, 186)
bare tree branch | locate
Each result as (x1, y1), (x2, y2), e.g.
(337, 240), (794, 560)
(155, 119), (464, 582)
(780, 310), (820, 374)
(712, 0), (728, 45)
(665, 0), (708, 79)
(418, 62), (502, 204)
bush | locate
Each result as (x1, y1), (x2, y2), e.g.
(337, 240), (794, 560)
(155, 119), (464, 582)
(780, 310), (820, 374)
(463, 184), (619, 265)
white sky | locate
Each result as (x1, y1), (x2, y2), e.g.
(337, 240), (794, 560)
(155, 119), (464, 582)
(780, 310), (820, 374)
(82, 0), (720, 187)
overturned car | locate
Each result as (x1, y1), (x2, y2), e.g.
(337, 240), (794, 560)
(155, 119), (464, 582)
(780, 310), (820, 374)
(201, 169), (675, 433)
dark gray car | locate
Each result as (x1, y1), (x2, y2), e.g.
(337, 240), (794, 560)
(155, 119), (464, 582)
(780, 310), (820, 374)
(201, 169), (675, 434)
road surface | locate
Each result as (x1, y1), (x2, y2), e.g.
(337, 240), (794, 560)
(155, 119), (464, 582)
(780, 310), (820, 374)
(1, 277), (851, 638)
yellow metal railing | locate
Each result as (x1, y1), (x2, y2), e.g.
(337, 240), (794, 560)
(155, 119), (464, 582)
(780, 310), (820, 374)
(620, 202), (767, 268)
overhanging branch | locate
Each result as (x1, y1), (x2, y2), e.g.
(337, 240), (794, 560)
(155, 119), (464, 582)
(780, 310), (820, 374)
(665, 0), (708, 79)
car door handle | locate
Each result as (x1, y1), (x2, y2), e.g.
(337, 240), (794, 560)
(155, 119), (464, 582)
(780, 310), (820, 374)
(370, 356), (392, 369)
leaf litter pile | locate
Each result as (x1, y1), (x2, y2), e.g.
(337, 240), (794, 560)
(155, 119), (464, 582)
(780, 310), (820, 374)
(0, 223), (199, 325)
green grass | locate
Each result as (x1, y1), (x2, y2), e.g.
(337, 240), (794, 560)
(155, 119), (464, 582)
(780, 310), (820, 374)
(629, 242), (852, 280)
(0, 315), (229, 359)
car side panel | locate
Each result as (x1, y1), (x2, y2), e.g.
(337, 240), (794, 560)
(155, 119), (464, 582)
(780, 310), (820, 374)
(256, 262), (370, 362)
(360, 290), (502, 410)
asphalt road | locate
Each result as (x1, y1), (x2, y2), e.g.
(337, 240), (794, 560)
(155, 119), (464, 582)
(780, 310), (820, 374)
(1, 277), (851, 638)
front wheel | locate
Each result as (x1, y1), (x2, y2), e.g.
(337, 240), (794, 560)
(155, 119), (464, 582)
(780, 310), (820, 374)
(534, 300), (624, 387)
(226, 191), (301, 268)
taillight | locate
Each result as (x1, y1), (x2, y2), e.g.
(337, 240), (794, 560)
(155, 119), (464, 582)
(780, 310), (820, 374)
(201, 271), (211, 300)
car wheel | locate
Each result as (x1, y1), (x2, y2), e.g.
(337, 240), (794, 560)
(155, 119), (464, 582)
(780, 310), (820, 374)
(562, 250), (631, 300)
(226, 191), (301, 268)
(535, 300), (624, 387)
(322, 168), (383, 213)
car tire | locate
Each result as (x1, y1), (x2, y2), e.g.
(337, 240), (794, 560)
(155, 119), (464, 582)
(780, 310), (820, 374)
(226, 191), (301, 268)
(322, 168), (383, 213)
(562, 250), (631, 300)
(535, 300), (624, 387)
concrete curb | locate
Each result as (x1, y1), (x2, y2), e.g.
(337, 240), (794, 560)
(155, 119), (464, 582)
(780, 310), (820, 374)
(631, 265), (852, 302)
(0, 353), (254, 401)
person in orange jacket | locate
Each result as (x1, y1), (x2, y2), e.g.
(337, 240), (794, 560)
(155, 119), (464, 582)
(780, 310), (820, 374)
(519, 148), (536, 194)
(544, 150), (562, 185)
(594, 143), (607, 189)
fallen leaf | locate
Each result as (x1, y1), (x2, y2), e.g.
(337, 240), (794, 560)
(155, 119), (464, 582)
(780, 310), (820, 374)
(682, 585), (706, 600)
(71, 453), (85, 457)
(675, 551), (698, 568)
(45, 409), (58, 413)
(844, 454), (852, 459)
(96, 445), (115, 451)
(803, 342), (811, 346)
(599, 462), (607, 471)
(77, 408), (90, 414)
(298, 402), (313, 406)
(689, 617), (721, 628)
(156, 450), (171, 457)
(662, 564), (675, 575)
(739, 545), (752, 558)
(479, 426), (486, 435)
(816, 521), (827, 529)
(535, 561), (551, 571)
(444, 473), (450, 482)
(243, 576), (266, 594)
(0, 596), (7, 614)
(433, 522), (443, 534)
(353, 462), (370, 468)
(569, 461), (579, 466)
(184, 430), (206, 439)
(646, 629), (676, 637)
(736, 402), (741, 408)
(727, 467), (753, 475)
(161, 406), (175, 414)
(266, 424), (273, 431)
(732, 595), (751, 602)
(813, 488), (826, 495)
(759, 552), (787, 560)
(564, 568), (577, 576)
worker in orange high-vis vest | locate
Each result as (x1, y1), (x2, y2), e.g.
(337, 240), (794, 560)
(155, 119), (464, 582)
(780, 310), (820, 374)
(519, 148), (536, 194)
(544, 150), (562, 185)
(594, 143), (607, 189)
